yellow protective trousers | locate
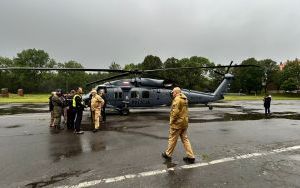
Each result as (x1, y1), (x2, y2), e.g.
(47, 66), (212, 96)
(166, 128), (195, 158)
(92, 110), (101, 129)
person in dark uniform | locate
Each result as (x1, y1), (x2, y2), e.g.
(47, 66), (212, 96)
(263, 95), (272, 115)
(73, 87), (85, 134)
(60, 91), (68, 125)
(66, 90), (76, 130)
(49, 91), (55, 127)
(99, 89), (107, 122)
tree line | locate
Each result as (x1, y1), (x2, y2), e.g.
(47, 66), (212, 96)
(0, 48), (299, 94)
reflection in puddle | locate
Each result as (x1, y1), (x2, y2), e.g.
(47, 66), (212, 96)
(190, 112), (300, 123)
(4, 125), (22, 128)
(49, 134), (107, 162)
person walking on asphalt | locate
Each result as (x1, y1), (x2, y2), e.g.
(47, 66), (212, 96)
(73, 87), (85, 134)
(162, 87), (195, 164)
(91, 89), (104, 132)
(263, 94), (272, 115)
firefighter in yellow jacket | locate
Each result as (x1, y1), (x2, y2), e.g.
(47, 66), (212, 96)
(162, 87), (195, 163)
(91, 89), (104, 132)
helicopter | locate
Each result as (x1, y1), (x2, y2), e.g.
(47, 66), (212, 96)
(0, 61), (255, 115)
(83, 72), (233, 115)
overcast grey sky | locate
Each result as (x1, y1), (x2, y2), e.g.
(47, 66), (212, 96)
(0, 0), (299, 68)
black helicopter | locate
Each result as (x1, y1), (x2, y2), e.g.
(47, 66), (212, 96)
(0, 61), (255, 115)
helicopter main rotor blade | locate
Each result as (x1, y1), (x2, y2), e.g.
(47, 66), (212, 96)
(86, 72), (131, 86)
(143, 64), (259, 73)
(213, 70), (224, 76)
(1, 64), (260, 75)
(0, 67), (131, 73)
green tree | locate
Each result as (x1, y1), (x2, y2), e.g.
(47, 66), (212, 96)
(163, 57), (181, 86)
(55, 60), (86, 92)
(0, 57), (14, 90)
(231, 58), (263, 94)
(163, 56), (214, 90)
(279, 59), (300, 90)
(141, 55), (163, 70)
(109, 62), (122, 70)
(259, 59), (279, 93)
(281, 78), (298, 91)
(13, 49), (52, 93)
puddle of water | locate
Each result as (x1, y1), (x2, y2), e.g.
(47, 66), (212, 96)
(219, 128), (230, 132)
(190, 112), (300, 123)
(0, 104), (48, 115)
(0, 107), (48, 115)
(25, 170), (90, 188)
(4, 125), (22, 128)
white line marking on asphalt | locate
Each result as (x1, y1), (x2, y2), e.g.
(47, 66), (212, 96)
(55, 145), (300, 188)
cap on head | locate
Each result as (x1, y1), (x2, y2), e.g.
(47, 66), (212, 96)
(91, 89), (97, 94)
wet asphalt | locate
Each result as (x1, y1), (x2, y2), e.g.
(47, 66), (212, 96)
(1, 100), (300, 187)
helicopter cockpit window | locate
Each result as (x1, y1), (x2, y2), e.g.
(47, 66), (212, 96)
(114, 92), (122, 99)
(142, 91), (149, 98)
(131, 91), (139, 99)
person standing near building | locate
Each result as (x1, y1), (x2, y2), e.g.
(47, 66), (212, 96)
(162, 87), (195, 164)
(263, 94), (272, 115)
(91, 89), (104, 132)
(73, 87), (85, 134)
(52, 89), (64, 130)
(99, 89), (107, 122)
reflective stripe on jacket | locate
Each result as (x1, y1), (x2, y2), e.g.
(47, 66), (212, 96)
(72, 94), (80, 108)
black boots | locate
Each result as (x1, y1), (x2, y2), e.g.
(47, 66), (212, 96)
(161, 152), (172, 160)
(183, 157), (195, 164)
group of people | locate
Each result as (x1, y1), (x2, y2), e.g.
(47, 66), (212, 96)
(48, 85), (274, 164)
(49, 87), (107, 134)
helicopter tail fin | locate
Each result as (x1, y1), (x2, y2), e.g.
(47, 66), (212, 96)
(213, 74), (234, 100)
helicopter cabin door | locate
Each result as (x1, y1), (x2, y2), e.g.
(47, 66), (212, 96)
(130, 88), (151, 107)
(112, 88), (123, 108)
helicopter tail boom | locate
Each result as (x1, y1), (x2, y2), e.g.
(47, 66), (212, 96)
(212, 74), (234, 100)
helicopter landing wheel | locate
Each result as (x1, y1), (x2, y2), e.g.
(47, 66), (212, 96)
(209, 105), (213, 110)
(121, 108), (130, 115)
